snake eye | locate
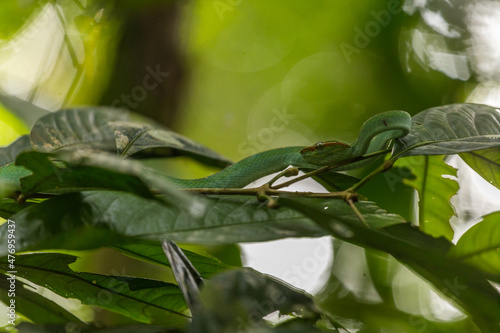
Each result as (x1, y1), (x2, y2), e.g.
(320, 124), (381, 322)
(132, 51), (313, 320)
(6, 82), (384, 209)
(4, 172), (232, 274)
(315, 141), (325, 148)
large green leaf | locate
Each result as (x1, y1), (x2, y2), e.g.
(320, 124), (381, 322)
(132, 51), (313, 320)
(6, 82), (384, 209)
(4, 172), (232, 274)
(29, 108), (231, 168)
(0, 253), (188, 323)
(0, 275), (84, 325)
(15, 323), (181, 333)
(280, 198), (453, 257)
(161, 241), (204, 315)
(115, 240), (233, 279)
(0, 150), (198, 212)
(449, 211), (500, 280)
(111, 121), (232, 168)
(393, 104), (500, 157)
(281, 198), (500, 332)
(460, 147), (500, 190)
(56, 151), (199, 209)
(190, 268), (333, 332)
(394, 155), (458, 240)
(14, 151), (155, 199)
(0, 135), (31, 167)
(0, 191), (404, 254)
(30, 107), (127, 152)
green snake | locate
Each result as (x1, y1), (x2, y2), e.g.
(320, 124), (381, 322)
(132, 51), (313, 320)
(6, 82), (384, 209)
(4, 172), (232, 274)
(166, 110), (412, 188)
(0, 111), (411, 191)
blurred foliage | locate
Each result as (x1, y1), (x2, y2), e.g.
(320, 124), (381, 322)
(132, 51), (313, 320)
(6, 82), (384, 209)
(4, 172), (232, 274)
(180, 0), (449, 162)
(0, 0), (119, 112)
(0, 106), (27, 145)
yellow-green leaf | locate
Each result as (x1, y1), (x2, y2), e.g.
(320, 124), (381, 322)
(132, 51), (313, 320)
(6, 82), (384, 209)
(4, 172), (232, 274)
(395, 155), (458, 240)
(460, 148), (500, 190)
(449, 211), (500, 280)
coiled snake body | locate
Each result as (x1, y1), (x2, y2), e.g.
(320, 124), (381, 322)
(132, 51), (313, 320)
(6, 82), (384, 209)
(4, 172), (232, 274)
(167, 111), (412, 188)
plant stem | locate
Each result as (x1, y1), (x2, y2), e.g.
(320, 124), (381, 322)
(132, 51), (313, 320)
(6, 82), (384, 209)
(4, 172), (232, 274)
(346, 198), (368, 227)
(271, 165), (333, 190)
(348, 159), (394, 193)
(267, 167), (299, 187)
(272, 148), (391, 190)
(181, 186), (349, 199)
(178, 148), (393, 202)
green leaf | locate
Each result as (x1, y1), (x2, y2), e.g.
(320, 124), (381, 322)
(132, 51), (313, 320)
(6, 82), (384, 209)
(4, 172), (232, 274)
(0, 198), (36, 219)
(111, 121), (232, 168)
(394, 155), (458, 240)
(5, 150), (198, 213)
(30, 107), (127, 153)
(394, 103), (500, 157)
(0, 253), (188, 323)
(114, 240), (233, 278)
(449, 211), (500, 280)
(460, 147), (500, 190)
(280, 198), (452, 255)
(0, 192), (317, 253)
(0, 275), (84, 325)
(281, 197), (500, 332)
(190, 268), (329, 332)
(0, 192), (404, 254)
(16, 322), (183, 333)
(161, 241), (203, 315)
(15, 151), (155, 199)
(270, 320), (330, 333)
(358, 166), (415, 222)
(58, 151), (200, 209)
(303, 168), (359, 191)
(29, 108), (231, 168)
(0, 135), (31, 167)
(0, 93), (50, 127)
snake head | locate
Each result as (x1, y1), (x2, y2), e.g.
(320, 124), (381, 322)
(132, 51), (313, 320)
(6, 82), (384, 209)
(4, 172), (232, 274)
(300, 140), (352, 166)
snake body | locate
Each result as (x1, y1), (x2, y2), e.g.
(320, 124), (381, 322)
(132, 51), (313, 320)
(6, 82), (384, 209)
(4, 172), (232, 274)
(0, 111), (411, 192)
(300, 110), (411, 166)
(165, 146), (315, 188)
(167, 111), (412, 188)
(0, 111), (411, 191)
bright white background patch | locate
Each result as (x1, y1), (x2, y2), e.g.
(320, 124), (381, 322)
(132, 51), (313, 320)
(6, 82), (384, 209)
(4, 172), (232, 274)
(240, 169), (333, 294)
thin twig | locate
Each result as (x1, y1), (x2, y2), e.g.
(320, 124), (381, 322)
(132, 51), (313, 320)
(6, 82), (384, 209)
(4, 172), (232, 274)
(271, 165), (333, 190)
(346, 198), (368, 228)
(267, 167), (299, 187)
(347, 159), (394, 193)
(180, 186), (349, 199)
(271, 148), (391, 190)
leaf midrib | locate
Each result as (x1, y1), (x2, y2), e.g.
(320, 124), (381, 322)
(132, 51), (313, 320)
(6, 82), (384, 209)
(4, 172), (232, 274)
(452, 243), (500, 261)
(119, 127), (152, 158)
(466, 151), (500, 168)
